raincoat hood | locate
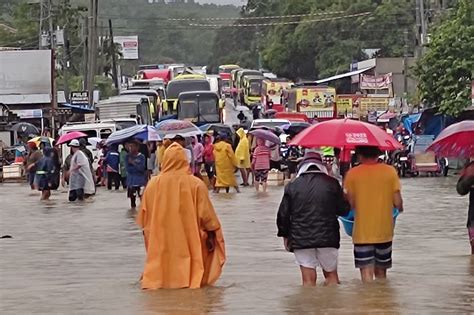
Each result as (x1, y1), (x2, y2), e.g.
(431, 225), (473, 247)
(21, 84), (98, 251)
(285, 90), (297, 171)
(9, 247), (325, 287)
(214, 141), (227, 153)
(161, 142), (190, 174)
(235, 128), (251, 168)
(236, 128), (246, 139)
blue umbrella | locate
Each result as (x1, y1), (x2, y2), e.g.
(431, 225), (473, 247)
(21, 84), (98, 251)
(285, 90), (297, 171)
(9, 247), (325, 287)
(105, 125), (160, 145)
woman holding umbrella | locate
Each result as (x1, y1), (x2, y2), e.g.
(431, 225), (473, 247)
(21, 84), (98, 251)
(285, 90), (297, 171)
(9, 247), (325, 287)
(252, 138), (271, 193)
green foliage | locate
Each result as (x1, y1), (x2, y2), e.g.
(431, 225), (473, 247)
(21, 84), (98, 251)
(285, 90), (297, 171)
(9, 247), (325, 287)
(211, 0), (417, 80)
(98, 0), (240, 74)
(414, 0), (474, 116)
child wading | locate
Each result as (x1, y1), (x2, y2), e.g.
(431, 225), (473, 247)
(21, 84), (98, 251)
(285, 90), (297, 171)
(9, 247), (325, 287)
(125, 140), (147, 209)
(277, 152), (350, 286)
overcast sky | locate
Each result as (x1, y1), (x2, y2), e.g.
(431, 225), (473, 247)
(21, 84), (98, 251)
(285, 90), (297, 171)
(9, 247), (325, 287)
(196, 0), (244, 5)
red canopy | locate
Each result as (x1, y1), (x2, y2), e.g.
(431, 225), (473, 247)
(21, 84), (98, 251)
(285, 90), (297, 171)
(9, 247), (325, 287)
(290, 119), (402, 150)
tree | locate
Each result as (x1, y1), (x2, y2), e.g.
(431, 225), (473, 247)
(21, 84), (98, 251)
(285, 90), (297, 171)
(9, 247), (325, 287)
(414, 0), (474, 116)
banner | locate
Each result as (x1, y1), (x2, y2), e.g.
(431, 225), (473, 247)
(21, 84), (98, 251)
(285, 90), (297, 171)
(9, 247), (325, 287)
(296, 87), (335, 111)
(360, 73), (392, 90)
(113, 36), (139, 60)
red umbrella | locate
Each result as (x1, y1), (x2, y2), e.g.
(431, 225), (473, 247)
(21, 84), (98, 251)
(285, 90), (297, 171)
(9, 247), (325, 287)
(290, 119), (402, 150)
(426, 120), (474, 158)
(56, 131), (88, 145)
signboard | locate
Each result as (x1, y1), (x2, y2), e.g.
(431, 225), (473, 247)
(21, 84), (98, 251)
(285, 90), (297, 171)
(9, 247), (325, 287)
(359, 97), (390, 112)
(70, 91), (89, 106)
(0, 50), (52, 96)
(113, 35), (139, 60)
(12, 109), (43, 119)
(360, 73), (392, 90)
(336, 96), (353, 115)
(296, 87), (336, 111)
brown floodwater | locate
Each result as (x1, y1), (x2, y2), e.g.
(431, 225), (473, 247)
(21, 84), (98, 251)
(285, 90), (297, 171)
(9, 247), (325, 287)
(0, 176), (473, 313)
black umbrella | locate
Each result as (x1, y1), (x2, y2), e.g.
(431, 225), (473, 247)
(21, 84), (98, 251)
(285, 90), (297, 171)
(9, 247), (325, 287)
(11, 122), (40, 135)
(283, 122), (311, 136)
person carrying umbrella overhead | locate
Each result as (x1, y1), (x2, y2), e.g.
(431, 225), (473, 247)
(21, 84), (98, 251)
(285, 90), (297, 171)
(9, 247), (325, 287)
(252, 138), (271, 193)
(68, 139), (95, 202)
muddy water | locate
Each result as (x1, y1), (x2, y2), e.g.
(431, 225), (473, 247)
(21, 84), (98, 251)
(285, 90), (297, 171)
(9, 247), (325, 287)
(0, 177), (473, 313)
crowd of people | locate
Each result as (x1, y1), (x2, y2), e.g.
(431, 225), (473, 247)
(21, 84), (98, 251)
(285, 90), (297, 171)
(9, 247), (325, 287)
(14, 127), (474, 290)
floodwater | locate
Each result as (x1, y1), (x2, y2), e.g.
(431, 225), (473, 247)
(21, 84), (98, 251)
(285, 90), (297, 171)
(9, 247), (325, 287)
(0, 177), (473, 314)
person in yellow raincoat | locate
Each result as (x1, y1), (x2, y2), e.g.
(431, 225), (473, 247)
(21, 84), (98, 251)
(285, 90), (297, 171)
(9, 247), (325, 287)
(213, 135), (239, 193)
(136, 142), (226, 289)
(235, 128), (251, 186)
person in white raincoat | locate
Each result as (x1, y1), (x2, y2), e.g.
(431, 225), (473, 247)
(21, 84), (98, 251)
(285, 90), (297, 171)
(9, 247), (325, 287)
(68, 139), (95, 201)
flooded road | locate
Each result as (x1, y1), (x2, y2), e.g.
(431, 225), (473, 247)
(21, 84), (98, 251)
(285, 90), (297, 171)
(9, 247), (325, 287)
(1, 177), (473, 313)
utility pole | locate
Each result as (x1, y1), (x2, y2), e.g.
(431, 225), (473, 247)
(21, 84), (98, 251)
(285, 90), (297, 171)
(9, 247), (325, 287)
(82, 15), (88, 90)
(38, 0), (45, 48)
(420, 0), (427, 55)
(86, 0), (98, 105)
(415, 0), (422, 59)
(108, 19), (119, 89)
(403, 29), (409, 111)
(48, 0), (57, 137)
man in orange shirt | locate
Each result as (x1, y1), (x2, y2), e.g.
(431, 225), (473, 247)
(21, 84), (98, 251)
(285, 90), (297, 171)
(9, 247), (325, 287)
(344, 146), (404, 283)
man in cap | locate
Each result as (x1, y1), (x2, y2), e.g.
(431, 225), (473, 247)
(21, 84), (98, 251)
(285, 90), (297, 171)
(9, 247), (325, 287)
(277, 150), (350, 286)
(125, 140), (147, 209)
(68, 139), (95, 201)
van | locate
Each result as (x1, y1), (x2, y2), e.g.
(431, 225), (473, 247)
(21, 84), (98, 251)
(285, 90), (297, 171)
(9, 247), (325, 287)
(59, 122), (117, 170)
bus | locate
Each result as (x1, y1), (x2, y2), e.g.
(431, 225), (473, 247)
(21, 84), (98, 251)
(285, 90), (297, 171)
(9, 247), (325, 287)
(177, 91), (222, 126)
(164, 79), (211, 115)
(218, 64), (240, 74)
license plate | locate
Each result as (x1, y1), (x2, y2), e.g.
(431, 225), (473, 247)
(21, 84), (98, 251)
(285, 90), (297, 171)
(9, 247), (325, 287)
(400, 157), (408, 161)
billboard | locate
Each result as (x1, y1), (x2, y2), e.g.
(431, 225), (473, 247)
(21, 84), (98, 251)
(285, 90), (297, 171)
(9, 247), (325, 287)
(113, 36), (139, 60)
(0, 50), (52, 96)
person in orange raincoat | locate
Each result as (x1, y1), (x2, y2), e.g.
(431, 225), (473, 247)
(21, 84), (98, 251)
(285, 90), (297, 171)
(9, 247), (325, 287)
(136, 142), (226, 289)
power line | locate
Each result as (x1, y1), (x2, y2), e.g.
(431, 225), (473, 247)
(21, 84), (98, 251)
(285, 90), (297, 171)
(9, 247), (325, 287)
(100, 10), (347, 21)
(189, 12), (372, 27)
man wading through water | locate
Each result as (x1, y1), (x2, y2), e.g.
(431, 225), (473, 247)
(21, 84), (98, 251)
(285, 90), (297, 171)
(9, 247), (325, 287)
(277, 151), (350, 286)
(344, 146), (404, 283)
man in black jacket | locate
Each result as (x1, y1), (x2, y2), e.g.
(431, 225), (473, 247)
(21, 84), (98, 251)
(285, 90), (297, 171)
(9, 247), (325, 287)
(277, 153), (350, 286)
(457, 160), (474, 255)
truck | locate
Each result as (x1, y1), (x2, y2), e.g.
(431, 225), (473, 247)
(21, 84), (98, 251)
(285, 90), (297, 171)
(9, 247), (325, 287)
(96, 95), (153, 126)
(120, 89), (163, 122)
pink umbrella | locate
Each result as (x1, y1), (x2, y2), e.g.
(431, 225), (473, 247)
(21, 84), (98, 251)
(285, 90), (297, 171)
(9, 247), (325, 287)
(56, 131), (88, 145)
(426, 120), (474, 158)
(290, 119), (402, 150)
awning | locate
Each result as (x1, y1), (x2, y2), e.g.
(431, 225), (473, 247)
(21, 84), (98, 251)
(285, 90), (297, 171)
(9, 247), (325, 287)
(315, 67), (374, 84)
(60, 103), (95, 113)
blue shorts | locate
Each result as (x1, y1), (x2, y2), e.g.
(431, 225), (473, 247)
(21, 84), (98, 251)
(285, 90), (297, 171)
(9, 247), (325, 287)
(354, 242), (392, 269)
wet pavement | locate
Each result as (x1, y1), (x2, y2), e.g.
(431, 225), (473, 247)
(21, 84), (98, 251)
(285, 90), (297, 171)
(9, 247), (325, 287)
(1, 176), (473, 314)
